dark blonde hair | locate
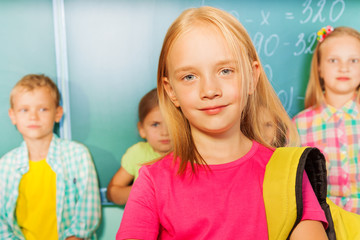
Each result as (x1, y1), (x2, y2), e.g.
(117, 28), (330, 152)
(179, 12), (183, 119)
(305, 26), (360, 108)
(138, 88), (159, 123)
(157, 6), (299, 174)
(10, 74), (61, 108)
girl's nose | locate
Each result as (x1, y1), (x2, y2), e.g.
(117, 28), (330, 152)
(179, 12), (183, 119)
(161, 124), (169, 136)
(339, 61), (349, 72)
(200, 75), (222, 100)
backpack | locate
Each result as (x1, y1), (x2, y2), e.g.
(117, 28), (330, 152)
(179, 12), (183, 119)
(263, 147), (360, 240)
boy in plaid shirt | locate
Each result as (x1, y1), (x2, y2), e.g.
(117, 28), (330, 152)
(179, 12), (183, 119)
(0, 74), (101, 239)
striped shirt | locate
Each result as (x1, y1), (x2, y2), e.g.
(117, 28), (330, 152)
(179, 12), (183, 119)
(0, 135), (101, 239)
(293, 99), (360, 214)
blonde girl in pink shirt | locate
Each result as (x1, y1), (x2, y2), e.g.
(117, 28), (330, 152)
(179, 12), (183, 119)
(117, 6), (328, 240)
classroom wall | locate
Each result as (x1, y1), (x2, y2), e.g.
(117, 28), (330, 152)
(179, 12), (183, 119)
(64, 0), (360, 190)
(1, 0), (360, 239)
(0, 0), (57, 157)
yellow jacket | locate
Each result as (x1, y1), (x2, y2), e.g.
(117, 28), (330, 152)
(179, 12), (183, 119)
(263, 147), (360, 240)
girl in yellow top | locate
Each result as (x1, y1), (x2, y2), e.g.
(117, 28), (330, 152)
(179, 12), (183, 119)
(107, 88), (172, 205)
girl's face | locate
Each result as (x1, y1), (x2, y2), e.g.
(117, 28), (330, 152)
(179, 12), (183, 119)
(138, 107), (171, 154)
(258, 107), (276, 146)
(319, 35), (360, 101)
(164, 24), (257, 137)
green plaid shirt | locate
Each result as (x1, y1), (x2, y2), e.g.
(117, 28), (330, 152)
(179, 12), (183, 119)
(0, 135), (101, 239)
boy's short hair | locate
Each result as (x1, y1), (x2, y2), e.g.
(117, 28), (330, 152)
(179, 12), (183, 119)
(10, 74), (61, 108)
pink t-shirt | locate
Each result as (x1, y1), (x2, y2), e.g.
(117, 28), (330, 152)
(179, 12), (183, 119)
(117, 141), (327, 239)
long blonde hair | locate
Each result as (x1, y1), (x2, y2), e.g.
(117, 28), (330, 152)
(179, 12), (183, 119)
(157, 6), (299, 174)
(305, 26), (360, 109)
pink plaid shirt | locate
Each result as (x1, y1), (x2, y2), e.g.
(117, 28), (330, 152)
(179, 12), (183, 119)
(293, 98), (360, 214)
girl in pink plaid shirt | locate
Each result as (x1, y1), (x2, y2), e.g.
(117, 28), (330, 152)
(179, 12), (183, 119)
(293, 26), (360, 214)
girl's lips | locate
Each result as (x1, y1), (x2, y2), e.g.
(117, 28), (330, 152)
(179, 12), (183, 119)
(201, 105), (227, 115)
(160, 140), (171, 144)
(336, 77), (350, 81)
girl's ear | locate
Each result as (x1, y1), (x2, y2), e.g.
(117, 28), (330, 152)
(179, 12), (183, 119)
(137, 122), (146, 139)
(249, 61), (260, 95)
(163, 77), (180, 107)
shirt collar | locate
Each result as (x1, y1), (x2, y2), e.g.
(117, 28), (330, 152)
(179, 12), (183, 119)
(14, 141), (29, 172)
(14, 134), (58, 171)
(321, 97), (359, 121)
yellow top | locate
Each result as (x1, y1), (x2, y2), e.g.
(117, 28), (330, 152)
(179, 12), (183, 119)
(16, 159), (58, 240)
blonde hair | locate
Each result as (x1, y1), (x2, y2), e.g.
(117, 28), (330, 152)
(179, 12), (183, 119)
(305, 26), (360, 109)
(10, 74), (61, 108)
(157, 6), (299, 174)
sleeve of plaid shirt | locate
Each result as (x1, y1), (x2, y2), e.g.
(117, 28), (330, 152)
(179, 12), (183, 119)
(63, 144), (101, 239)
(0, 198), (18, 239)
(0, 149), (23, 239)
(0, 218), (17, 239)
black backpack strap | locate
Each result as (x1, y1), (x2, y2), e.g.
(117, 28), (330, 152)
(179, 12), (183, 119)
(300, 147), (336, 239)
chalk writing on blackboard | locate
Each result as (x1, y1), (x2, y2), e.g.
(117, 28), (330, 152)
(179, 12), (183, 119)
(253, 32), (279, 57)
(252, 0), (345, 112)
(261, 10), (270, 25)
(294, 32), (317, 56)
(300, 0), (345, 24)
(203, 0), (346, 114)
(285, 12), (295, 20)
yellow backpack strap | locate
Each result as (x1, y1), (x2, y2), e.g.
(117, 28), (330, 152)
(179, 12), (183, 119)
(264, 146), (360, 240)
(263, 147), (307, 240)
(327, 198), (360, 239)
(263, 147), (336, 240)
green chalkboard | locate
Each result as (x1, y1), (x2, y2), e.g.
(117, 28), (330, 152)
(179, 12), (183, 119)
(63, 0), (360, 188)
(1, 0), (360, 189)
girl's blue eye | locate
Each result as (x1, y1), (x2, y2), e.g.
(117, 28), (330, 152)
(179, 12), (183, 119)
(19, 109), (27, 113)
(39, 108), (48, 112)
(183, 74), (196, 81)
(351, 58), (359, 63)
(151, 122), (160, 127)
(329, 58), (337, 63)
(220, 69), (233, 75)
